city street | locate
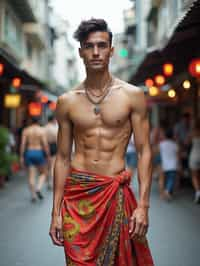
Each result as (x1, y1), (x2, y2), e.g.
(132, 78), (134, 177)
(0, 172), (199, 266)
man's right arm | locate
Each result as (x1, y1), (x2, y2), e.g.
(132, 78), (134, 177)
(50, 94), (73, 246)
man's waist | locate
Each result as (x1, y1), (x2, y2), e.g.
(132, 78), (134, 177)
(71, 159), (125, 177)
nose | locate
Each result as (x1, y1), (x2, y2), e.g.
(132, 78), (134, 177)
(93, 45), (99, 56)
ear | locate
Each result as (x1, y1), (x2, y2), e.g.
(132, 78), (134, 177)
(110, 46), (114, 58)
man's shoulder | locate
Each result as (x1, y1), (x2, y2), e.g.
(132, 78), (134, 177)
(115, 78), (142, 95)
(57, 83), (83, 104)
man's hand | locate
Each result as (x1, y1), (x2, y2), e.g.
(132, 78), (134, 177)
(129, 206), (149, 240)
(49, 215), (64, 246)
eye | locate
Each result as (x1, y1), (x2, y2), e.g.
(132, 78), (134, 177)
(98, 42), (108, 49)
(83, 43), (93, 49)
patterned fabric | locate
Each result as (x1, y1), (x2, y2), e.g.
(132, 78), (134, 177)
(62, 168), (154, 266)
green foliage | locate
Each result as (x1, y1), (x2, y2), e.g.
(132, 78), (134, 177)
(0, 126), (18, 176)
(0, 126), (9, 149)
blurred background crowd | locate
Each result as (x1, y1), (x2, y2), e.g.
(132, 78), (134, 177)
(0, 0), (200, 205)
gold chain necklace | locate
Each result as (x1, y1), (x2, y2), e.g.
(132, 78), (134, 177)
(85, 77), (113, 115)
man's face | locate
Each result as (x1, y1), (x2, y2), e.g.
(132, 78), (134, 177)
(79, 31), (114, 72)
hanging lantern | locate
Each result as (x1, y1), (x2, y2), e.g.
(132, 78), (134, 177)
(0, 63), (4, 75)
(155, 74), (165, 86)
(189, 58), (200, 78)
(168, 89), (176, 98)
(183, 80), (191, 90)
(149, 86), (159, 96)
(28, 102), (42, 116)
(163, 63), (174, 76)
(41, 95), (49, 104)
(4, 94), (21, 108)
(49, 101), (57, 111)
(12, 77), (22, 88)
(145, 78), (154, 87)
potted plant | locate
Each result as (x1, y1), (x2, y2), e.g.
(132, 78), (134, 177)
(0, 126), (18, 187)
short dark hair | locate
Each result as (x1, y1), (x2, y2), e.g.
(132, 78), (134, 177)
(48, 115), (55, 122)
(73, 18), (113, 46)
(166, 128), (174, 139)
(31, 116), (40, 124)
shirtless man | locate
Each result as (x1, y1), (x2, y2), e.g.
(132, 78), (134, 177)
(50, 19), (154, 265)
(44, 115), (58, 189)
(20, 116), (50, 202)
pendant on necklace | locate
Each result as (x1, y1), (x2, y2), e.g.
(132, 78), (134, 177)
(94, 105), (100, 115)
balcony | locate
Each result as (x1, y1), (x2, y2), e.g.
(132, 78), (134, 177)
(8, 0), (36, 22)
(23, 23), (46, 48)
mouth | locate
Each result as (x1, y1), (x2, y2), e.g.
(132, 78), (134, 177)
(90, 60), (102, 63)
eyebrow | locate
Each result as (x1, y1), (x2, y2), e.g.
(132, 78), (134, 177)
(83, 41), (108, 45)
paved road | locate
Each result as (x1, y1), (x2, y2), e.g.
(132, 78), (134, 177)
(0, 172), (199, 266)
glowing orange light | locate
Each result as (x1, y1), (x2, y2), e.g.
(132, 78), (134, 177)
(0, 63), (4, 75)
(49, 101), (57, 111)
(145, 78), (154, 87)
(149, 86), (159, 96)
(4, 94), (21, 108)
(163, 63), (174, 76)
(41, 95), (49, 104)
(12, 77), (22, 88)
(155, 75), (165, 86)
(189, 58), (200, 78)
(195, 63), (200, 74)
(28, 102), (42, 116)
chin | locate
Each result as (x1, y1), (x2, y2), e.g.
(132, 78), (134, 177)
(88, 66), (105, 72)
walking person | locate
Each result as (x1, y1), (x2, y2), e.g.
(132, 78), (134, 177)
(49, 18), (154, 265)
(20, 117), (50, 202)
(159, 128), (179, 200)
(125, 134), (138, 178)
(189, 119), (200, 203)
(44, 115), (58, 189)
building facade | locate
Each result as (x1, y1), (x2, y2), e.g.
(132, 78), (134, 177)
(0, 0), (79, 128)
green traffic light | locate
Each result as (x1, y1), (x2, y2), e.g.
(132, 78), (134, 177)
(119, 48), (128, 58)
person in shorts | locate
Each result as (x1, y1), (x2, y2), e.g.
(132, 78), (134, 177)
(20, 117), (50, 202)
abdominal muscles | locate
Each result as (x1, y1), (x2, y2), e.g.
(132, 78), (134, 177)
(71, 123), (131, 176)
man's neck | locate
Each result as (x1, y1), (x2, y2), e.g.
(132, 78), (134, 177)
(84, 70), (112, 92)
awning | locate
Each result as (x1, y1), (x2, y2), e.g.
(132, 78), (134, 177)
(130, 0), (200, 85)
(8, 0), (36, 23)
(0, 49), (43, 87)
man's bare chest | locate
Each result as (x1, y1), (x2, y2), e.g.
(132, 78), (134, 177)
(69, 92), (131, 129)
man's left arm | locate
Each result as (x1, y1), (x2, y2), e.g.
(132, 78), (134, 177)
(19, 130), (27, 167)
(129, 88), (153, 239)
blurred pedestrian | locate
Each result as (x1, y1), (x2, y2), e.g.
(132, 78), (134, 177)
(44, 115), (58, 189)
(189, 119), (200, 203)
(125, 134), (137, 178)
(150, 122), (165, 195)
(174, 113), (192, 180)
(159, 128), (179, 200)
(151, 122), (165, 178)
(49, 18), (154, 265)
(20, 116), (50, 202)
(16, 118), (28, 153)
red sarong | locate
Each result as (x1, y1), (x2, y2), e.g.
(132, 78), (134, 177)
(62, 168), (154, 266)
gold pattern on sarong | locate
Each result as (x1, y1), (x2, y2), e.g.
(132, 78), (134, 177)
(78, 199), (95, 219)
(63, 212), (80, 242)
